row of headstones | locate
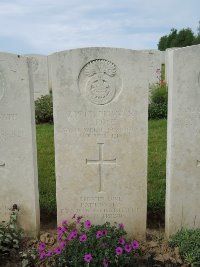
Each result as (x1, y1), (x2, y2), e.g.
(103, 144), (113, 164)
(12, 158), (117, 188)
(25, 50), (165, 101)
(0, 46), (199, 240)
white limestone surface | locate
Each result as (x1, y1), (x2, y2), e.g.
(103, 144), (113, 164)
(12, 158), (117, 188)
(148, 50), (162, 85)
(0, 53), (40, 237)
(51, 47), (149, 239)
(25, 54), (49, 100)
(166, 45), (200, 237)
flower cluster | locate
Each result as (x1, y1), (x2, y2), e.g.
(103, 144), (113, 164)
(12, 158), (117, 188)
(37, 215), (140, 266)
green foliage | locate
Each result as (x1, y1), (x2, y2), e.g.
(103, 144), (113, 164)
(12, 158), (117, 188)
(38, 216), (140, 267)
(148, 119), (167, 226)
(36, 124), (56, 215)
(158, 27), (199, 50)
(20, 247), (39, 267)
(169, 228), (200, 265)
(149, 83), (168, 120)
(0, 205), (23, 260)
(35, 93), (53, 124)
(173, 28), (195, 47)
(193, 35), (200, 45)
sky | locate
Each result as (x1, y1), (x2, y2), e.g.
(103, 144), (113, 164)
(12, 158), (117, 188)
(0, 0), (199, 55)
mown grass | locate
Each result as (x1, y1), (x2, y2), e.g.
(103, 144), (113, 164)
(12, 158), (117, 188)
(36, 119), (167, 224)
(148, 119), (167, 225)
(36, 124), (56, 215)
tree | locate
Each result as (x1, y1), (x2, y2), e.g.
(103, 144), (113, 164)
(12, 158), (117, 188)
(166, 28), (177, 48)
(193, 35), (200, 45)
(197, 20), (200, 36)
(157, 35), (168, 51)
(158, 27), (196, 50)
(173, 28), (195, 47)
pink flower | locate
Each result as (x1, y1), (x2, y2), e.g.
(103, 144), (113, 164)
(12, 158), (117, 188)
(84, 220), (91, 229)
(38, 242), (45, 252)
(39, 251), (46, 260)
(60, 241), (67, 250)
(46, 250), (53, 257)
(55, 246), (62, 255)
(118, 223), (124, 229)
(79, 234), (87, 242)
(96, 230), (103, 238)
(115, 246), (123, 255)
(84, 253), (93, 263)
(103, 258), (109, 267)
(131, 240), (139, 250)
(124, 244), (132, 253)
(102, 229), (107, 235)
(118, 237), (125, 245)
(68, 229), (78, 240)
(57, 226), (66, 235)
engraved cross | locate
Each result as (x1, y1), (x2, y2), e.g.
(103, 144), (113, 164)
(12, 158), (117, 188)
(86, 143), (116, 192)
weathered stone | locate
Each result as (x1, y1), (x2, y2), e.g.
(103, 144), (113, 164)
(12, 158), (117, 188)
(0, 53), (40, 237)
(148, 49), (162, 85)
(51, 47), (149, 239)
(25, 54), (50, 100)
(166, 44), (200, 237)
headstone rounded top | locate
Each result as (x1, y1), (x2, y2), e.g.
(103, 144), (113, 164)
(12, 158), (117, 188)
(78, 59), (122, 105)
(0, 71), (6, 102)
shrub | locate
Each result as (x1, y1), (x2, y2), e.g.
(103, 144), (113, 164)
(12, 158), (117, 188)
(35, 93), (53, 124)
(25, 215), (140, 267)
(0, 205), (23, 260)
(169, 228), (200, 265)
(149, 81), (168, 120)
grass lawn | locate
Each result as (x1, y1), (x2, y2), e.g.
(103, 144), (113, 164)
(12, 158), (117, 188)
(36, 119), (167, 224)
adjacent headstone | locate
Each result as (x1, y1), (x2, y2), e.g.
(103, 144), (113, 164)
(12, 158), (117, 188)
(51, 48), (149, 239)
(147, 50), (162, 103)
(166, 45), (200, 237)
(148, 50), (162, 85)
(0, 53), (40, 237)
(160, 51), (165, 65)
(25, 54), (49, 100)
(165, 48), (178, 83)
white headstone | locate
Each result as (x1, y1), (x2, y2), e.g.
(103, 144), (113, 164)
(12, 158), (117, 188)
(165, 48), (178, 83)
(148, 50), (162, 85)
(166, 44), (200, 237)
(0, 53), (40, 237)
(25, 54), (49, 100)
(51, 48), (149, 239)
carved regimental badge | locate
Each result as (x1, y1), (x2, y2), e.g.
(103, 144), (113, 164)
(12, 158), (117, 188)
(79, 59), (122, 105)
(0, 71), (6, 102)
